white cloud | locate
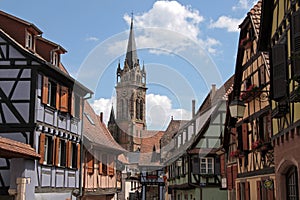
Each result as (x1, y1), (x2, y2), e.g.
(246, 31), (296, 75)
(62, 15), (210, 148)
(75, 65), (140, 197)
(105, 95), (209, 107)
(146, 94), (191, 130)
(232, 0), (256, 10)
(124, 1), (203, 41)
(90, 97), (115, 124)
(209, 16), (243, 32)
(120, 1), (220, 55)
(86, 36), (99, 42)
(90, 94), (191, 130)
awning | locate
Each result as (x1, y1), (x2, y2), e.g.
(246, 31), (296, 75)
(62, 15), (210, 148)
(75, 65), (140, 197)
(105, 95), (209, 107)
(0, 137), (40, 159)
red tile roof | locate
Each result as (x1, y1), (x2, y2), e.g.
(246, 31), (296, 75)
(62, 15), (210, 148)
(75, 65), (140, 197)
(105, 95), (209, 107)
(83, 101), (126, 154)
(249, 0), (262, 37)
(160, 119), (189, 148)
(0, 137), (40, 159)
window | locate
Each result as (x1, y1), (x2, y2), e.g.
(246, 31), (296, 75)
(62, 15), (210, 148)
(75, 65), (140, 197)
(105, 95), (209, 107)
(287, 166), (299, 200)
(58, 139), (66, 167)
(42, 76), (58, 107)
(39, 133), (53, 165)
(70, 142), (78, 169)
(26, 32), (33, 49)
(102, 154), (108, 176)
(54, 138), (66, 167)
(200, 157), (214, 174)
(87, 152), (94, 174)
(139, 100), (143, 120)
(71, 92), (82, 119)
(52, 52), (59, 66)
(47, 80), (57, 107)
(136, 99), (140, 119)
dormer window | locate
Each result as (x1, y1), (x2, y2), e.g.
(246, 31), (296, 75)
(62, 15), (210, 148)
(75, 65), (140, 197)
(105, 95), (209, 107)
(26, 32), (34, 50)
(52, 52), (59, 66)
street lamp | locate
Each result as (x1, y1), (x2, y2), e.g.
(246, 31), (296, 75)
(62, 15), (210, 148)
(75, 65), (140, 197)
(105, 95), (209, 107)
(229, 98), (246, 118)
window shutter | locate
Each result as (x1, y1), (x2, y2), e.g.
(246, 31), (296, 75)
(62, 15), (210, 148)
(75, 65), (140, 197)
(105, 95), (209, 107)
(271, 44), (287, 100)
(232, 165), (238, 189)
(56, 84), (60, 110)
(292, 10), (300, 78)
(66, 141), (72, 168)
(245, 181), (250, 200)
(257, 181), (261, 200)
(220, 154), (225, 176)
(77, 143), (81, 170)
(236, 183), (241, 200)
(39, 133), (46, 164)
(108, 156), (114, 176)
(98, 160), (103, 175)
(192, 157), (200, 174)
(242, 123), (248, 150)
(60, 86), (69, 112)
(227, 166), (232, 190)
(54, 137), (60, 166)
(42, 76), (49, 105)
(102, 154), (107, 176)
(70, 92), (75, 117)
(87, 152), (94, 174)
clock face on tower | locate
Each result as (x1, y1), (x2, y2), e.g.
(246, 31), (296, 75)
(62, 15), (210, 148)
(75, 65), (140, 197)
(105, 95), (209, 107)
(122, 90), (127, 97)
(137, 91), (142, 97)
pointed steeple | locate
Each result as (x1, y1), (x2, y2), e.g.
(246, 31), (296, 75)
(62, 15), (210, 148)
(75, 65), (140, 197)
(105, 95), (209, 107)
(142, 60), (146, 72)
(108, 105), (116, 125)
(125, 13), (138, 69)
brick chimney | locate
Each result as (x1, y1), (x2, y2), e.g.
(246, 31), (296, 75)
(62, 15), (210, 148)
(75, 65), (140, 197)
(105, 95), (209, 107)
(100, 112), (103, 123)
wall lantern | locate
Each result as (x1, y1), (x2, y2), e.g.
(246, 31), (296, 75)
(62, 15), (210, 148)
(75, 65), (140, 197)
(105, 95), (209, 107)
(229, 98), (246, 118)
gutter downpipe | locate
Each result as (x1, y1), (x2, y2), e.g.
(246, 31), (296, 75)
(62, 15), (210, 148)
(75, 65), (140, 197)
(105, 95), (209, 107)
(78, 91), (93, 199)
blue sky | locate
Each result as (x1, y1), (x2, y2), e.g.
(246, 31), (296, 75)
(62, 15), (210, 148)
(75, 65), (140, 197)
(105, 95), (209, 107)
(1, 0), (257, 130)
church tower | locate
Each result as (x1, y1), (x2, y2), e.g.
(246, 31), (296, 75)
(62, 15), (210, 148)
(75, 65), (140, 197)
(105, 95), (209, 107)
(108, 16), (147, 152)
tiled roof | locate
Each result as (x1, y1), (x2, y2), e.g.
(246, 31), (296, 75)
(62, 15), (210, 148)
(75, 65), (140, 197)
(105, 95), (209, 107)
(249, 0), (262, 37)
(83, 101), (125, 154)
(196, 75), (234, 115)
(137, 130), (165, 166)
(0, 137), (40, 159)
(160, 119), (189, 148)
(0, 10), (43, 34)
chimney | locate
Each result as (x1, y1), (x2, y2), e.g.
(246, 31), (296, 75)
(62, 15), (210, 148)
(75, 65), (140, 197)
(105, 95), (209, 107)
(211, 84), (216, 99)
(192, 100), (195, 118)
(100, 112), (103, 123)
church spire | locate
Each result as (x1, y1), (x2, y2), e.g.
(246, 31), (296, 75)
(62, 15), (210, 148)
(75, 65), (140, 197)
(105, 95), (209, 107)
(125, 13), (138, 69)
(108, 105), (116, 125)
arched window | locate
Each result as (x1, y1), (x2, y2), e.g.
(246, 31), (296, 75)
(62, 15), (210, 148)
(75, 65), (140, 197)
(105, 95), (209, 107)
(121, 99), (125, 119)
(136, 99), (140, 120)
(140, 100), (143, 120)
(286, 166), (299, 200)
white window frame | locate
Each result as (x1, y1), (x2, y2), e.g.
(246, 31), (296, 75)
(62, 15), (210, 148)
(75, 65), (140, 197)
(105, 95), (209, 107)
(52, 52), (58, 66)
(200, 157), (214, 174)
(26, 32), (33, 49)
(43, 136), (49, 164)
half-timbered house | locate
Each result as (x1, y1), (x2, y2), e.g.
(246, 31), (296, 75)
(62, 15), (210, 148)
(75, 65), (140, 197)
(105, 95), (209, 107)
(163, 80), (233, 200)
(82, 102), (125, 200)
(259, 0), (300, 199)
(0, 10), (92, 199)
(225, 1), (276, 199)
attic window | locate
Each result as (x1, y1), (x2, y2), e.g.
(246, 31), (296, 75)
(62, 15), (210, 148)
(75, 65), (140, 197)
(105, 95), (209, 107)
(26, 32), (34, 50)
(52, 52), (59, 66)
(84, 113), (95, 125)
